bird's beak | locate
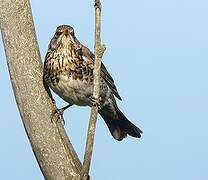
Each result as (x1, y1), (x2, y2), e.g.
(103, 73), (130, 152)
(63, 29), (69, 36)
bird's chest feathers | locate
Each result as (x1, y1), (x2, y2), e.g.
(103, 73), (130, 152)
(47, 48), (97, 106)
(51, 74), (93, 106)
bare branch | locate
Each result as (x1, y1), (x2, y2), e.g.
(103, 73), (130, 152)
(81, 0), (106, 179)
(0, 0), (82, 179)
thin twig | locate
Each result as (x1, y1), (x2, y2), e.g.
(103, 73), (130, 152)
(80, 0), (106, 179)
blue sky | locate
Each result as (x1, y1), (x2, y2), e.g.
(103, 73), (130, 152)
(1, 0), (208, 179)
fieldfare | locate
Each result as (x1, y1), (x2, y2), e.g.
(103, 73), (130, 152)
(43, 25), (142, 141)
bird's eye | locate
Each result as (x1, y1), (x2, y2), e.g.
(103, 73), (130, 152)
(55, 31), (62, 36)
(70, 30), (74, 36)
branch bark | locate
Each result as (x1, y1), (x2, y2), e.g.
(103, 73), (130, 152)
(81, 0), (106, 179)
(0, 0), (82, 179)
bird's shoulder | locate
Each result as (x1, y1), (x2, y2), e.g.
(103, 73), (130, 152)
(81, 45), (122, 100)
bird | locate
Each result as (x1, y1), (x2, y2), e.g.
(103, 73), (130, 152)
(43, 25), (142, 141)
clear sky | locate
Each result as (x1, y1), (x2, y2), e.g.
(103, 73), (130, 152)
(1, 0), (208, 179)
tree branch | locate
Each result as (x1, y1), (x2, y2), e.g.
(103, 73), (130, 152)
(0, 0), (82, 179)
(81, 0), (106, 179)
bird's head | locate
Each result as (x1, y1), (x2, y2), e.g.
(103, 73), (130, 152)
(49, 25), (78, 50)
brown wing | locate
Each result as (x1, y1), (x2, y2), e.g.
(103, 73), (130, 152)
(81, 45), (122, 100)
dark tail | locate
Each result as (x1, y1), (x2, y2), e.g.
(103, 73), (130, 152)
(99, 105), (142, 141)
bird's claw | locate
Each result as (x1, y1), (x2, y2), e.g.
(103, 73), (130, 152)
(50, 104), (73, 125)
(89, 96), (101, 109)
(51, 108), (65, 125)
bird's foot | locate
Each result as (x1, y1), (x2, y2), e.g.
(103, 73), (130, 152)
(51, 108), (65, 125)
(89, 96), (101, 109)
(51, 104), (73, 125)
